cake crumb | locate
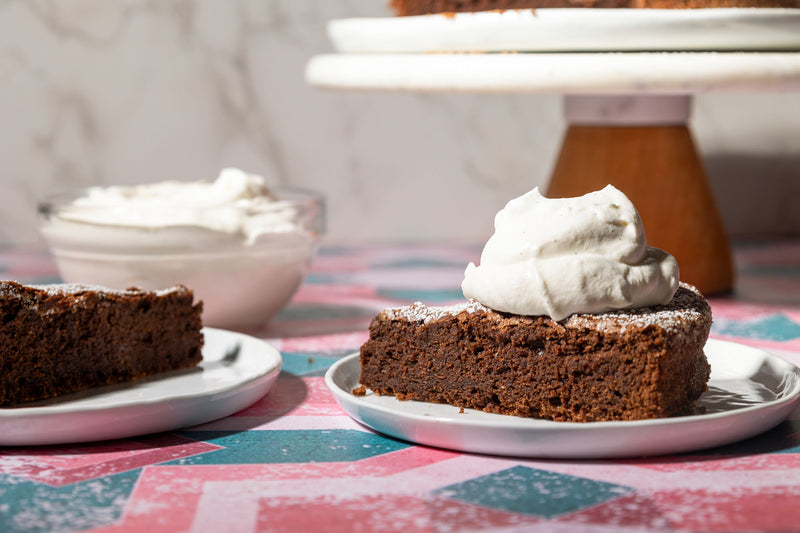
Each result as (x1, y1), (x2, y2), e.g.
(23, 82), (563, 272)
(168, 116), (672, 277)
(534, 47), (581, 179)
(459, 406), (465, 414)
(352, 385), (367, 396)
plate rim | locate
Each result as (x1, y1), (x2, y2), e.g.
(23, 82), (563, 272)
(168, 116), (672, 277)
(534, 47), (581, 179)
(324, 338), (800, 454)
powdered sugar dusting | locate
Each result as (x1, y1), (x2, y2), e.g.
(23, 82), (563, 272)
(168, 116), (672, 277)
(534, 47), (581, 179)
(567, 304), (701, 333)
(1, 281), (188, 298)
(383, 300), (490, 324)
(380, 284), (709, 334)
(31, 283), (186, 297)
(566, 284), (709, 334)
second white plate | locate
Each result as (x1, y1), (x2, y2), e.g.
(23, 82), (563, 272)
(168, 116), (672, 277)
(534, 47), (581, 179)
(0, 328), (282, 446)
(325, 339), (800, 458)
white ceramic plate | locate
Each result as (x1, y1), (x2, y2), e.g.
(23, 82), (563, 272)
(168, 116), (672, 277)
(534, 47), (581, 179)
(329, 9), (800, 53)
(325, 339), (800, 458)
(0, 328), (282, 446)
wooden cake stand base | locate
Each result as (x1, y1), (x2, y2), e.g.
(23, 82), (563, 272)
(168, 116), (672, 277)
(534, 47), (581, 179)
(548, 95), (733, 295)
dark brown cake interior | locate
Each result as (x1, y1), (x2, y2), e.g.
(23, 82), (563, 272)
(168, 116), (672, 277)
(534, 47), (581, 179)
(359, 285), (711, 422)
(0, 281), (204, 406)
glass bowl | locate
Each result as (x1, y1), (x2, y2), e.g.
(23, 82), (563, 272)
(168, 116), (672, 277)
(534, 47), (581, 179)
(38, 186), (325, 330)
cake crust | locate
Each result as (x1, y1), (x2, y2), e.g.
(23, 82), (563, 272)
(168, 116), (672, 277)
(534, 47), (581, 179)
(0, 281), (204, 406)
(359, 284), (711, 422)
(390, 0), (800, 16)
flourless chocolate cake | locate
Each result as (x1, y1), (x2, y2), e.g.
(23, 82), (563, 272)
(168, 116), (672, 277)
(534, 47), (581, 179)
(0, 281), (204, 406)
(390, 0), (800, 16)
(359, 283), (711, 422)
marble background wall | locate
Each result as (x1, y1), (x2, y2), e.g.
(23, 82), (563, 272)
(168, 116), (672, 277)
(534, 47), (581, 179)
(1, 0), (798, 245)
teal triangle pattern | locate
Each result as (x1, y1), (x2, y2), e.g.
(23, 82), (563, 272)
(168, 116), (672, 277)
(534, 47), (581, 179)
(281, 351), (346, 377)
(713, 314), (800, 342)
(166, 430), (411, 465)
(0, 470), (139, 533)
(433, 466), (634, 519)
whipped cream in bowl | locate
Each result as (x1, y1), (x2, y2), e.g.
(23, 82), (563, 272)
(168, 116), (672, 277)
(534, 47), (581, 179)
(462, 185), (679, 321)
(38, 168), (325, 330)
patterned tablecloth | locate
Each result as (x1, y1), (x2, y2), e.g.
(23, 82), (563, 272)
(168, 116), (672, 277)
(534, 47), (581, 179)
(1, 241), (799, 533)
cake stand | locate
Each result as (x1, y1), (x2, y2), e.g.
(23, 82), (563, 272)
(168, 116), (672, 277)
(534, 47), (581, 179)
(306, 12), (800, 295)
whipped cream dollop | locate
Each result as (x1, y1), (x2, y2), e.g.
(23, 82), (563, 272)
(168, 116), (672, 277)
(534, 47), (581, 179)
(461, 185), (679, 321)
(55, 168), (297, 245)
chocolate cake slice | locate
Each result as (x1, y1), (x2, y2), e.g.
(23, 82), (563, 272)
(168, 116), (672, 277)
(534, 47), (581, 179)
(390, 0), (800, 16)
(0, 281), (203, 406)
(359, 284), (711, 422)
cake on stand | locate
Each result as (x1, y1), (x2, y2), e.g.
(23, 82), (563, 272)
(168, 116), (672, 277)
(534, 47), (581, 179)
(306, 9), (800, 294)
